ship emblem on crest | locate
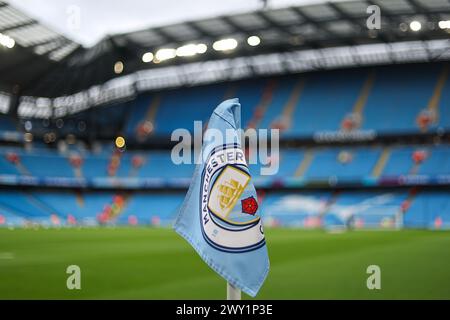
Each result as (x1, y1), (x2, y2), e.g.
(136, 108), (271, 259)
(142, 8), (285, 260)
(200, 144), (265, 253)
(218, 179), (245, 211)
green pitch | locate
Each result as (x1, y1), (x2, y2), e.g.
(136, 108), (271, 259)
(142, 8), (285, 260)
(0, 227), (449, 299)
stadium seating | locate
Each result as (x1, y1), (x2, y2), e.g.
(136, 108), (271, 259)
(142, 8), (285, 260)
(259, 190), (450, 229)
(0, 155), (20, 175)
(3, 143), (449, 180)
(301, 147), (381, 180)
(1, 139), (449, 238)
(362, 64), (443, 133)
(404, 191), (450, 228)
(0, 63), (449, 229)
(116, 193), (183, 225)
(284, 69), (367, 136)
(122, 64), (450, 138)
(20, 154), (75, 177)
(0, 191), (53, 224)
(0, 190), (184, 227)
(0, 185), (449, 229)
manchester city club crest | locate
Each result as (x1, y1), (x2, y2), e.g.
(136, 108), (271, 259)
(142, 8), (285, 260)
(200, 143), (265, 253)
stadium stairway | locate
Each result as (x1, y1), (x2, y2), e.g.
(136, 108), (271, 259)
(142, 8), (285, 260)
(318, 190), (341, 224)
(399, 187), (420, 227)
(0, 154), (23, 175)
(371, 147), (392, 178)
(123, 95), (152, 137)
(294, 149), (314, 178)
(133, 94), (161, 138)
(72, 161), (83, 178)
(246, 79), (278, 129)
(127, 154), (147, 177)
(417, 65), (449, 132)
(286, 69), (367, 137)
(25, 192), (62, 217)
(269, 79), (305, 131)
(404, 190), (450, 228)
(341, 71), (375, 130)
(117, 193), (183, 226)
(419, 145), (450, 175)
(409, 148), (429, 175)
(381, 146), (440, 176)
(0, 191), (54, 223)
(363, 64), (442, 133)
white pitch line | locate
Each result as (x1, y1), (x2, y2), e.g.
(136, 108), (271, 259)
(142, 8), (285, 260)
(0, 252), (15, 260)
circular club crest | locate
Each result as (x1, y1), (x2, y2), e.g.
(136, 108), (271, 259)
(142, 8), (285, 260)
(200, 143), (265, 253)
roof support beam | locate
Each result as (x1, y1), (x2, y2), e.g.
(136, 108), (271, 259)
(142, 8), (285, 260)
(185, 21), (215, 39)
(220, 16), (247, 34)
(257, 10), (297, 37)
(366, 0), (398, 43)
(291, 6), (353, 46)
(153, 27), (181, 44)
(28, 36), (67, 49)
(0, 20), (37, 33)
(327, 2), (368, 30)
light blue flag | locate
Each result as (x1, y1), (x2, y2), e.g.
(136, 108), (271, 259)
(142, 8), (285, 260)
(173, 98), (269, 297)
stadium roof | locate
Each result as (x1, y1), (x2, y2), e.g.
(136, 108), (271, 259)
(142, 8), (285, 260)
(1, 0), (450, 114)
(0, 1), (80, 93)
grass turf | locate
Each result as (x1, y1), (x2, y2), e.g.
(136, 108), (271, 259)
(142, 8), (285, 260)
(0, 227), (449, 299)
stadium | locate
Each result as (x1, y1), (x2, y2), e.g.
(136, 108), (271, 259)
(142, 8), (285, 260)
(0, 0), (450, 300)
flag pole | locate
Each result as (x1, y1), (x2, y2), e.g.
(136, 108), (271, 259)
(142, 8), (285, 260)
(227, 282), (241, 300)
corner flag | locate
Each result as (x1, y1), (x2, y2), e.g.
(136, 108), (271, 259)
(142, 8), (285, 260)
(173, 98), (269, 297)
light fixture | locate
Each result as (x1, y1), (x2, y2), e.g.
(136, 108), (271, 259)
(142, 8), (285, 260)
(399, 23), (408, 32)
(212, 38), (238, 51)
(155, 48), (176, 61)
(176, 44), (198, 57)
(439, 20), (450, 29)
(0, 32), (15, 48)
(196, 43), (207, 54)
(247, 36), (261, 46)
(142, 52), (154, 63)
(410, 21), (422, 32)
(114, 61), (124, 74)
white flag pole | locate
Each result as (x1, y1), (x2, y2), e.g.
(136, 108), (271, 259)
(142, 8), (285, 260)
(227, 282), (241, 300)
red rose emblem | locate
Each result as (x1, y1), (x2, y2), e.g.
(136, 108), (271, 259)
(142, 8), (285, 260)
(241, 196), (258, 215)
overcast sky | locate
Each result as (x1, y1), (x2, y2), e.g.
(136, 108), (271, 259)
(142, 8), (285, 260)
(7, 0), (333, 47)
